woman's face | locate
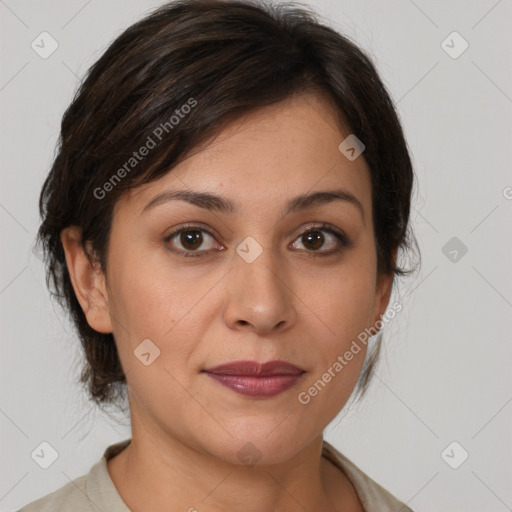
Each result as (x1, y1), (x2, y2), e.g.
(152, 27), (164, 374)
(90, 92), (393, 464)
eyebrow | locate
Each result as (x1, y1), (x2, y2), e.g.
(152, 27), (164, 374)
(142, 188), (365, 222)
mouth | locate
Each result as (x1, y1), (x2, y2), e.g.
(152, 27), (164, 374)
(202, 360), (306, 398)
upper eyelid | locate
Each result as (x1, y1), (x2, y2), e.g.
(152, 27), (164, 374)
(165, 224), (217, 241)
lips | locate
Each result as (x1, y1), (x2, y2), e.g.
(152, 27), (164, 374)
(203, 360), (305, 398)
(205, 360), (304, 376)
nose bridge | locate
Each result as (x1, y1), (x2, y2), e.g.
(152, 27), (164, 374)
(235, 236), (285, 300)
(224, 235), (295, 332)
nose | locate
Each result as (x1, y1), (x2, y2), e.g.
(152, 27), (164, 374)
(223, 242), (297, 335)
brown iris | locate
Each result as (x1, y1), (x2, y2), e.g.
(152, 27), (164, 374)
(302, 229), (324, 250)
(180, 229), (203, 250)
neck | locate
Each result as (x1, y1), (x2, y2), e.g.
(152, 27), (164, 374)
(107, 421), (348, 511)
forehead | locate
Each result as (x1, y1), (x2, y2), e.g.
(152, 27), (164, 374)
(118, 92), (372, 219)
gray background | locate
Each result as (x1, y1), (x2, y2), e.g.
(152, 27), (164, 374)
(1, 1), (511, 510)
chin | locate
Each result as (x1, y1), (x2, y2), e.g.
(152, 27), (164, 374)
(200, 419), (311, 468)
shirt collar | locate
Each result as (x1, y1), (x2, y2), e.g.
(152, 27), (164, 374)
(86, 438), (132, 512)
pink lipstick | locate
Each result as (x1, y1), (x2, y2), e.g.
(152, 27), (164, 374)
(203, 360), (305, 398)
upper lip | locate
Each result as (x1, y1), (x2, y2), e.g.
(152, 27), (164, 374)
(203, 360), (305, 376)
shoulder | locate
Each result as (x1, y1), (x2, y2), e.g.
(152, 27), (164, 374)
(17, 439), (132, 512)
(322, 441), (413, 512)
(17, 473), (91, 512)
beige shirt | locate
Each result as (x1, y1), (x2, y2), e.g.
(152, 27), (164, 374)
(18, 439), (412, 512)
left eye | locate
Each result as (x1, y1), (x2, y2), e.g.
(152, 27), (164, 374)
(290, 226), (348, 255)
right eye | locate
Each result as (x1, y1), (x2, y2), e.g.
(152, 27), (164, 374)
(164, 225), (224, 257)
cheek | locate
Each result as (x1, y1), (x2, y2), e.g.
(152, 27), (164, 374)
(307, 253), (377, 349)
(306, 277), (372, 386)
(295, 248), (377, 403)
(294, 275), (374, 430)
(106, 242), (190, 332)
(105, 248), (216, 378)
(105, 264), (202, 418)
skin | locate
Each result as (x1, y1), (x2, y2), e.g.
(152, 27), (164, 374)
(61, 91), (394, 512)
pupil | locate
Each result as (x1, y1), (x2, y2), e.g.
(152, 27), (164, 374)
(304, 230), (323, 250)
(181, 230), (202, 250)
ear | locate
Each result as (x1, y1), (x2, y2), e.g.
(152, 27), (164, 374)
(370, 248), (397, 330)
(60, 226), (113, 334)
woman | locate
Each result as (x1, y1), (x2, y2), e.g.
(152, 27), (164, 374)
(20, 0), (417, 510)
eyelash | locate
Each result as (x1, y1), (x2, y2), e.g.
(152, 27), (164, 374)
(163, 223), (350, 259)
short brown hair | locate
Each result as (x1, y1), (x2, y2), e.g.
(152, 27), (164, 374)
(37, 0), (418, 411)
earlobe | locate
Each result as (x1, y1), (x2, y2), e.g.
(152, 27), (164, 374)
(60, 227), (113, 334)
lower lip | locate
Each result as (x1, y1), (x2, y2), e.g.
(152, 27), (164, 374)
(205, 373), (304, 397)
